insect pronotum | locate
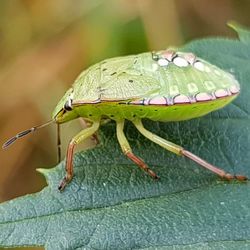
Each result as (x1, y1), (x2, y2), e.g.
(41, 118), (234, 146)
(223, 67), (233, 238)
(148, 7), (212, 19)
(3, 49), (248, 191)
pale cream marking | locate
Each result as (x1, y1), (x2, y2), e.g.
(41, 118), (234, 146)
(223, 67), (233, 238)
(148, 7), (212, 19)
(169, 85), (179, 96)
(214, 69), (221, 76)
(152, 63), (159, 71)
(187, 83), (199, 93)
(204, 66), (211, 73)
(204, 80), (216, 90)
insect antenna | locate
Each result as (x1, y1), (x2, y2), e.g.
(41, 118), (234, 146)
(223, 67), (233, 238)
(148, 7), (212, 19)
(2, 120), (55, 149)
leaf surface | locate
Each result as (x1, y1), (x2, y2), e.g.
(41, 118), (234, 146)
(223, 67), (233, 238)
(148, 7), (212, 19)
(1, 27), (250, 250)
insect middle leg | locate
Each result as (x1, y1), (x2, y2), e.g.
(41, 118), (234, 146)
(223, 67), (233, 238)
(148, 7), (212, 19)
(133, 119), (248, 181)
(116, 120), (159, 179)
(58, 120), (100, 191)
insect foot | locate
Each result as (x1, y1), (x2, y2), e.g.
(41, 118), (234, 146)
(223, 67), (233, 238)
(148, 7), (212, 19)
(58, 175), (72, 191)
(222, 173), (248, 182)
(181, 150), (248, 182)
(126, 152), (160, 179)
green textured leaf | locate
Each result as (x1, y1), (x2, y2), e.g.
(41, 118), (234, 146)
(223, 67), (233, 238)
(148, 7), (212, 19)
(228, 21), (250, 45)
(1, 34), (250, 249)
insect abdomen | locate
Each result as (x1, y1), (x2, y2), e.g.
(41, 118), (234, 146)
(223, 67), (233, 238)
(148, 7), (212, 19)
(73, 94), (237, 122)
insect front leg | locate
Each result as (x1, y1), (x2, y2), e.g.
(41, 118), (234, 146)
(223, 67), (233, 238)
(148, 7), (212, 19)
(133, 119), (248, 181)
(79, 118), (100, 145)
(58, 120), (100, 191)
(116, 120), (159, 179)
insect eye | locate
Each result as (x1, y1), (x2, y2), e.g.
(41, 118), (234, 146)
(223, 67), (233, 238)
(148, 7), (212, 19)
(64, 99), (73, 111)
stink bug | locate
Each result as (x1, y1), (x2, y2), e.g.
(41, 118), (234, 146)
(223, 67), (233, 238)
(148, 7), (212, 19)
(3, 49), (248, 191)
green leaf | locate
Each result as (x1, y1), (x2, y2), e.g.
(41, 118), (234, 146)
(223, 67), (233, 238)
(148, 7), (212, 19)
(1, 37), (250, 249)
(228, 21), (250, 45)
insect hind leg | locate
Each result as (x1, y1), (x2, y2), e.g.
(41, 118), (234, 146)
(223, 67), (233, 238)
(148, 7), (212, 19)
(116, 120), (159, 179)
(132, 119), (248, 181)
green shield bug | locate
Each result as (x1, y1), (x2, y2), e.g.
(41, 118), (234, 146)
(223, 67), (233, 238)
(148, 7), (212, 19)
(3, 49), (248, 191)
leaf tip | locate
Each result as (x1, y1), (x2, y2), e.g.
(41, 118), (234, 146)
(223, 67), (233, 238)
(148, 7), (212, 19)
(227, 20), (238, 31)
(36, 168), (50, 176)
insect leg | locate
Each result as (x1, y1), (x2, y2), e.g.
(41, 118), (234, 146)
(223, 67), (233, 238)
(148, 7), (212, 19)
(58, 120), (100, 191)
(133, 119), (247, 181)
(116, 120), (159, 179)
(79, 118), (99, 145)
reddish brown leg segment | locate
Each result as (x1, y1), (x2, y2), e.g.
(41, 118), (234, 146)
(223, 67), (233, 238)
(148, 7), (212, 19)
(58, 141), (76, 191)
(181, 150), (248, 181)
(133, 119), (248, 181)
(116, 120), (159, 179)
(126, 151), (159, 179)
(58, 120), (100, 191)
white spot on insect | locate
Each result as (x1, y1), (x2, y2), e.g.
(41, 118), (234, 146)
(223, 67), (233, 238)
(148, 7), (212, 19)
(215, 89), (229, 98)
(188, 83), (199, 93)
(169, 85), (179, 96)
(196, 92), (212, 101)
(158, 58), (169, 66)
(149, 96), (167, 105)
(152, 63), (159, 71)
(204, 80), (216, 90)
(174, 94), (190, 104)
(173, 57), (189, 67)
(230, 85), (240, 94)
(194, 61), (205, 71)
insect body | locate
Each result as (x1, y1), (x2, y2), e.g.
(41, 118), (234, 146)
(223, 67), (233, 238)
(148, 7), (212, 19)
(3, 49), (247, 191)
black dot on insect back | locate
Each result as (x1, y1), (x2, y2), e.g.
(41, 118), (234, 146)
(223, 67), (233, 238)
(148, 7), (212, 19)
(89, 114), (93, 117)
(110, 72), (117, 76)
(133, 114), (136, 118)
(129, 80), (133, 83)
(102, 68), (107, 71)
(110, 115), (114, 118)
(154, 110), (158, 112)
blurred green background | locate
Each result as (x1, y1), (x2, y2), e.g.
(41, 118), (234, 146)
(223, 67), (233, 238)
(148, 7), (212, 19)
(0, 1), (249, 249)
